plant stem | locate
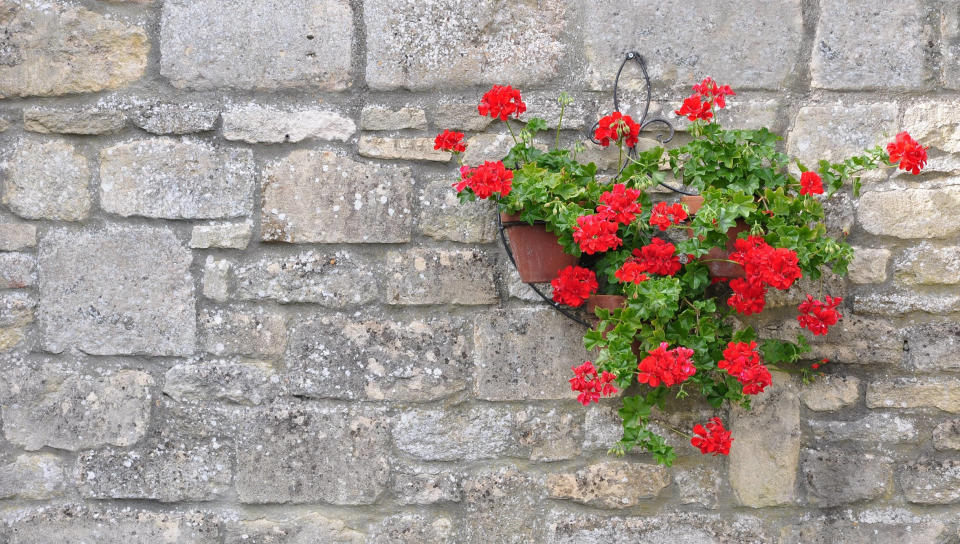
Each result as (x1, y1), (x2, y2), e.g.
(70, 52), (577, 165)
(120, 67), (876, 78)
(555, 103), (565, 150)
(617, 141), (624, 175)
(652, 420), (693, 439)
(505, 118), (518, 145)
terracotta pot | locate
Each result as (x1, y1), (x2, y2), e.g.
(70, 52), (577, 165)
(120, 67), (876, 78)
(681, 195), (705, 215)
(585, 294), (626, 314)
(680, 196), (747, 279)
(501, 212), (578, 283)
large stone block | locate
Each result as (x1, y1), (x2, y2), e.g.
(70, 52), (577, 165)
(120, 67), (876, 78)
(852, 288), (960, 316)
(760, 315), (902, 365)
(546, 461), (669, 508)
(285, 314), (470, 401)
(364, 0), (567, 90)
(812, 0), (931, 90)
(39, 226), (195, 355)
(392, 465), (463, 505)
(130, 102), (219, 135)
(459, 467), (547, 544)
(2, 506), (221, 543)
(903, 100), (960, 153)
(232, 250), (381, 307)
(2, 138), (91, 221)
(360, 106), (428, 131)
(385, 248), (497, 305)
(787, 103), (897, 171)
(23, 107), (125, 134)
(0, 454), (64, 499)
(934, 419), (960, 451)
(780, 516), (949, 544)
(808, 413), (918, 444)
(848, 247), (890, 284)
(907, 321), (960, 371)
(895, 243), (960, 285)
(100, 138), (255, 219)
(946, 4), (960, 89)
(547, 511), (770, 544)
(163, 361), (280, 406)
(358, 136), (452, 162)
(199, 306), (286, 357)
(581, 0), (803, 90)
(224, 514), (364, 544)
(0, 1), (148, 97)
(261, 150), (414, 243)
(859, 186), (960, 239)
(866, 378), (960, 413)
(222, 105), (356, 143)
(160, 0), (353, 91)
(801, 448), (892, 506)
(417, 177), (497, 243)
(798, 375), (860, 411)
(900, 460), (960, 504)
(369, 514), (452, 544)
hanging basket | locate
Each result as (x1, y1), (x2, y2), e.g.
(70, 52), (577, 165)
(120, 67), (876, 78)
(682, 196), (747, 279)
(500, 212), (578, 283)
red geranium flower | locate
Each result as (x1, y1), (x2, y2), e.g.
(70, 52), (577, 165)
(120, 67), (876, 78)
(727, 277), (767, 315)
(887, 131), (928, 175)
(478, 85), (526, 120)
(594, 111), (641, 148)
(718, 341), (772, 395)
(797, 295), (843, 336)
(453, 161), (513, 199)
(728, 236), (802, 291)
(624, 238), (682, 276)
(572, 214), (622, 255)
(597, 183), (642, 224)
(551, 265), (599, 308)
(692, 77), (735, 108)
(675, 94), (713, 122)
(799, 171), (824, 196)
(691, 417), (733, 456)
(614, 260), (649, 284)
(649, 202), (689, 231)
(569, 361), (618, 405)
(434, 129), (466, 153)
(637, 342), (696, 388)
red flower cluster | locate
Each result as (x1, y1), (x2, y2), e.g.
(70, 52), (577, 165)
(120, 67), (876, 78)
(675, 94), (713, 122)
(812, 358), (829, 370)
(637, 342), (696, 388)
(594, 111), (641, 148)
(453, 161), (513, 199)
(434, 129), (466, 153)
(614, 260), (649, 284)
(726, 236), (802, 315)
(799, 171), (824, 196)
(727, 278), (766, 315)
(691, 417), (733, 456)
(797, 295), (842, 336)
(692, 77), (735, 108)
(718, 341), (772, 395)
(887, 131), (928, 175)
(569, 361), (618, 405)
(478, 85), (526, 120)
(649, 201), (688, 231)
(573, 214), (622, 254)
(615, 238), (682, 284)
(597, 184), (642, 225)
(551, 266), (598, 308)
(675, 77), (735, 122)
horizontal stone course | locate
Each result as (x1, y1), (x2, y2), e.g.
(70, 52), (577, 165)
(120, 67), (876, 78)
(866, 378), (960, 412)
(222, 105), (356, 143)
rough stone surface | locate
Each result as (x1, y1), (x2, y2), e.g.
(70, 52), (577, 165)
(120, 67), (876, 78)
(547, 512), (769, 544)
(161, 0), (353, 91)
(462, 133), (515, 166)
(895, 243), (960, 285)
(100, 138), (255, 219)
(808, 412), (919, 444)
(675, 467), (723, 509)
(787, 103), (897, 170)
(39, 225), (195, 356)
(799, 375), (860, 411)
(903, 100), (960, 153)
(224, 514), (364, 544)
(199, 306), (286, 357)
(163, 361), (279, 406)
(364, 0), (566, 90)
(780, 516), (949, 544)
(0, 253), (35, 289)
(392, 465), (463, 505)
(385, 248), (497, 305)
(0, 1), (149, 97)
(261, 150), (414, 243)
(0, 224), (36, 251)
(2, 506), (221, 543)
(232, 251), (380, 307)
(203, 257), (232, 303)
(2, 138), (91, 221)
(866, 378), (960, 413)
(222, 105), (356, 143)
(852, 288), (960, 316)
(761, 315), (903, 365)
(907, 321), (960, 371)
(360, 106), (428, 130)
(369, 514), (453, 544)
(460, 468), (547, 544)
(434, 103), (494, 131)
(129, 102), (219, 134)
(417, 177), (497, 243)
(812, 0), (930, 90)
(934, 420), (960, 451)
(946, 4), (960, 89)
(358, 136), (451, 162)
(801, 448), (892, 506)
(900, 460), (960, 504)
(546, 462), (670, 508)
(23, 107), (125, 134)
(848, 247), (890, 284)
(0, 292), (35, 353)
(190, 223), (252, 249)
(0, 365), (153, 451)
(859, 186), (960, 239)
(0, 454), (64, 499)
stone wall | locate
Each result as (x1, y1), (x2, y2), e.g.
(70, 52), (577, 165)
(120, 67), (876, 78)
(0, 0), (958, 542)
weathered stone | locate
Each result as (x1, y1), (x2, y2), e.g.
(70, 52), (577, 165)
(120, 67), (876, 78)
(364, 0), (566, 90)
(0, 364), (153, 451)
(0, 292), (34, 352)
(76, 440), (232, 502)
(233, 251), (380, 306)
(895, 243), (960, 285)
(100, 138), (255, 219)
(462, 133), (514, 166)
(385, 248), (497, 305)
(285, 314), (469, 401)
(848, 247), (890, 284)
(853, 288), (960, 316)
(360, 106), (428, 130)
(369, 514), (453, 544)
(0, 117), (9, 132)
(392, 465), (463, 505)
(222, 105), (356, 143)
(23, 107), (125, 134)
(903, 100), (960, 153)
(235, 403), (390, 504)
(39, 225), (195, 356)
(859, 186), (960, 239)
(261, 150), (413, 243)
(801, 448), (892, 506)
(190, 223), (252, 249)
(934, 420), (960, 451)
(675, 467), (723, 509)
(2, 506), (221, 543)
(788, 103), (897, 171)
(582, 0), (802, 90)
(460, 468), (546, 544)
(668, 98), (782, 132)
(1, 138), (91, 221)
(763, 272), (847, 310)
(0, 454), (64, 499)
(799, 376), (860, 411)
(908, 321), (960, 371)
(866, 378), (960, 413)
(199, 306), (286, 357)
(729, 377), (800, 507)
(946, 4), (960, 89)
(582, 404), (623, 452)
(547, 511), (770, 544)
(809, 413), (919, 444)
(417, 177), (497, 243)
(900, 459), (960, 504)
(203, 257), (233, 303)
(0, 224), (36, 251)
(780, 516), (949, 544)
(515, 92), (589, 130)
(358, 136), (451, 162)
(161, 0), (353, 91)
(812, 0), (931, 90)
(0, 253), (35, 289)
(546, 462), (669, 509)
(129, 102), (219, 134)
(760, 315), (902, 365)
(434, 102), (494, 131)
(163, 361), (280, 406)
(0, 2), (148, 97)
(224, 514), (364, 544)
(474, 308), (590, 401)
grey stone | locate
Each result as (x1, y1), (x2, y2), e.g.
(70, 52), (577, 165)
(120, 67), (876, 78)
(0, 224), (36, 251)
(462, 133), (514, 166)
(866, 378), (960, 413)
(582, 404), (625, 452)
(234, 403), (390, 504)
(908, 321), (960, 371)
(224, 514), (364, 544)
(0, 292), (34, 353)
(358, 136), (452, 162)
(474, 308), (590, 401)
(392, 465), (463, 505)
(161, 0), (353, 91)
(675, 467), (723, 509)
(130, 102), (219, 134)
(385, 248), (497, 305)
(812, 0), (931, 90)
(100, 138), (255, 219)
(203, 257), (233, 303)
(190, 223), (252, 249)
(261, 150), (414, 243)
(903, 100), (960, 153)
(2, 506), (221, 543)
(369, 514), (453, 544)
(76, 440), (232, 502)
(0, 454), (64, 499)
(199, 306), (286, 358)
(233, 250), (380, 307)
(760, 315), (902, 365)
(459, 467), (546, 544)
(360, 106), (428, 131)
(934, 420), (960, 451)
(808, 413), (918, 444)
(547, 511), (770, 544)
(285, 314), (470, 401)
(417, 177), (497, 243)
(0, 253), (35, 289)
(222, 105), (356, 143)
(39, 225), (195, 356)
(0, 118), (9, 132)
(900, 459), (960, 504)
(946, 4), (960, 89)
(1, 138), (91, 221)
(163, 361), (280, 406)
(859, 186), (960, 239)
(516, 91), (589, 130)
(0, 1), (148, 97)
(434, 102), (494, 131)
(364, 0), (566, 90)
(895, 243), (960, 285)
(780, 516), (949, 544)
(23, 107), (125, 134)
(546, 462), (670, 509)
(852, 288), (960, 316)
(0, 364), (153, 451)
(799, 376), (860, 411)
(848, 247), (890, 284)
(581, 0), (802, 90)
(787, 103), (897, 174)
(801, 448), (892, 506)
